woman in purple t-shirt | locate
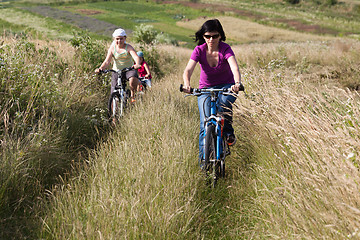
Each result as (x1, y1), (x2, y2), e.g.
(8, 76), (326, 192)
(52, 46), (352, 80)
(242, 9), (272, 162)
(182, 19), (242, 162)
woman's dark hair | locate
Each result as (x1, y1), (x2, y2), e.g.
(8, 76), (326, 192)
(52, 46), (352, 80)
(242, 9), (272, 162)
(194, 19), (226, 45)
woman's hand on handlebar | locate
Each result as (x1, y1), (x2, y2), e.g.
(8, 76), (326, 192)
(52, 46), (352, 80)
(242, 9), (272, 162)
(133, 64), (141, 70)
(182, 85), (192, 94)
(95, 68), (103, 74)
(231, 82), (244, 93)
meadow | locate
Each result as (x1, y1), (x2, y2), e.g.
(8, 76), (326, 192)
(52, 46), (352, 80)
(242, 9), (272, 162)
(1, 0), (360, 239)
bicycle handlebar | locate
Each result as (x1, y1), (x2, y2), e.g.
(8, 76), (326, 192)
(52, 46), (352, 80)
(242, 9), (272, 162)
(99, 66), (134, 74)
(179, 83), (244, 95)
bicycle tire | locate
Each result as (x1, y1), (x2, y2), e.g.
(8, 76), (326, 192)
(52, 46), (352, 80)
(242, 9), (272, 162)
(220, 140), (226, 178)
(108, 92), (126, 120)
(204, 124), (218, 187)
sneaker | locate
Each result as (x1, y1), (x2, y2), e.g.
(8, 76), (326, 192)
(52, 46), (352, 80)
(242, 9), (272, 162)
(226, 134), (236, 146)
(131, 97), (136, 103)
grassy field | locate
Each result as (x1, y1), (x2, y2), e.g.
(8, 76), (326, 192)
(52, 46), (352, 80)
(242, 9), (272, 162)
(56, 1), (200, 43)
(200, 0), (360, 37)
(37, 39), (360, 239)
(1, 0), (359, 44)
(1, 0), (360, 239)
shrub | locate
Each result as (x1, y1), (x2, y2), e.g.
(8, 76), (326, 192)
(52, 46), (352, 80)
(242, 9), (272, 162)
(284, 0), (300, 4)
(326, 0), (337, 6)
(155, 32), (178, 46)
(133, 24), (178, 46)
(132, 24), (158, 45)
(69, 33), (106, 71)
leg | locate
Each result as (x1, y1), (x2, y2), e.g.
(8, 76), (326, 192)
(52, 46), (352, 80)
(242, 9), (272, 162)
(218, 93), (236, 136)
(217, 85), (237, 144)
(129, 77), (140, 98)
(126, 69), (139, 100)
(110, 72), (118, 95)
(197, 94), (211, 164)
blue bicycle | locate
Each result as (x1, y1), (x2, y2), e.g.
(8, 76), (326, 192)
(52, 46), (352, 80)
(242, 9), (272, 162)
(180, 84), (244, 187)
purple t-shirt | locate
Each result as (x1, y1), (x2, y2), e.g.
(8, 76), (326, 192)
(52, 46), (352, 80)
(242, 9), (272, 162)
(190, 41), (235, 89)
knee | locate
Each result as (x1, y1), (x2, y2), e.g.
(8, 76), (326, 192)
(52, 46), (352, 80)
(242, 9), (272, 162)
(129, 77), (138, 84)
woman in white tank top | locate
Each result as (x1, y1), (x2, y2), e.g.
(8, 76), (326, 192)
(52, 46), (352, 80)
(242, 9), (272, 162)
(96, 28), (141, 102)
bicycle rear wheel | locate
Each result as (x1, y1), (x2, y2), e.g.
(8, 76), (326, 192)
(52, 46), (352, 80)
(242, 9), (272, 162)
(204, 124), (218, 187)
(108, 92), (126, 120)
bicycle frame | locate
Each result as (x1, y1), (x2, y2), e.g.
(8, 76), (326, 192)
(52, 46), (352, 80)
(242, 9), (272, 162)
(181, 86), (232, 162)
(114, 69), (129, 97)
(203, 90), (226, 162)
(101, 67), (133, 119)
(180, 83), (244, 186)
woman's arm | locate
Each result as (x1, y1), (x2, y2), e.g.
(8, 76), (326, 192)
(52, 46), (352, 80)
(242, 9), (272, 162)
(95, 42), (114, 73)
(143, 62), (151, 78)
(128, 45), (141, 69)
(182, 59), (197, 93)
(228, 56), (242, 92)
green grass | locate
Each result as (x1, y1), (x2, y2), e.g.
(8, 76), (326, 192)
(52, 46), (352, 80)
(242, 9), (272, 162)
(205, 0), (360, 37)
(55, 1), (210, 44)
(3, 0), (359, 42)
(0, 8), (78, 40)
(0, 18), (29, 35)
(0, 7), (108, 40)
(3, 0), (359, 45)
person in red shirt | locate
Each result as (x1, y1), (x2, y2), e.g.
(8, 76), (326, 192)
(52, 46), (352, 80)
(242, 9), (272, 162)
(137, 51), (152, 89)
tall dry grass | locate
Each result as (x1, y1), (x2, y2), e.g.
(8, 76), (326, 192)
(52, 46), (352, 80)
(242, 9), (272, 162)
(37, 38), (360, 239)
(40, 55), (206, 239)
(227, 39), (360, 238)
(0, 35), (110, 239)
(41, 39), (360, 239)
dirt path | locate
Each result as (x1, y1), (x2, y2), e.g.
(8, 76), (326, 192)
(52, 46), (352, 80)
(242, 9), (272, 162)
(23, 6), (120, 37)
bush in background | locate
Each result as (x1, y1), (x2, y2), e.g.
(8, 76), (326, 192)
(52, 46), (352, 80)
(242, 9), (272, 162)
(132, 24), (158, 45)
(133, 24), (178, 46)
(285, 0), (300, 4)
(69, 33), (106, 71)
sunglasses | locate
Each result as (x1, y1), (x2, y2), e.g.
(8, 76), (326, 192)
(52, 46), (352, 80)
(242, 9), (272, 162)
(203, 34), (220, 39)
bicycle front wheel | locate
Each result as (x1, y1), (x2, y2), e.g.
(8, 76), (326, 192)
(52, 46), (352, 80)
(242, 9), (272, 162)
(220, 139), (227, 178)
(204, 124), (218, 187)
(108, 92), (126, 120)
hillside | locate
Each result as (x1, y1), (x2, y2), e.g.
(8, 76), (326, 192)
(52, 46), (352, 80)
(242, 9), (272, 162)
(1, 0), (360, 239)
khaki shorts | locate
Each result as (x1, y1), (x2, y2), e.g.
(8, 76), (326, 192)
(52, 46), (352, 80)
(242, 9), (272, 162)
(111, 69), (138, 93)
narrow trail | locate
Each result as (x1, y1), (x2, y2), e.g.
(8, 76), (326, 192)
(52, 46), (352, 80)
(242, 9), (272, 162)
(23, 6), (121, 36)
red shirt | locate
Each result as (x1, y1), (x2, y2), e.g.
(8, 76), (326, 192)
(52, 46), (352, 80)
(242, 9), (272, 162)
(137, 60), (152, 79)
